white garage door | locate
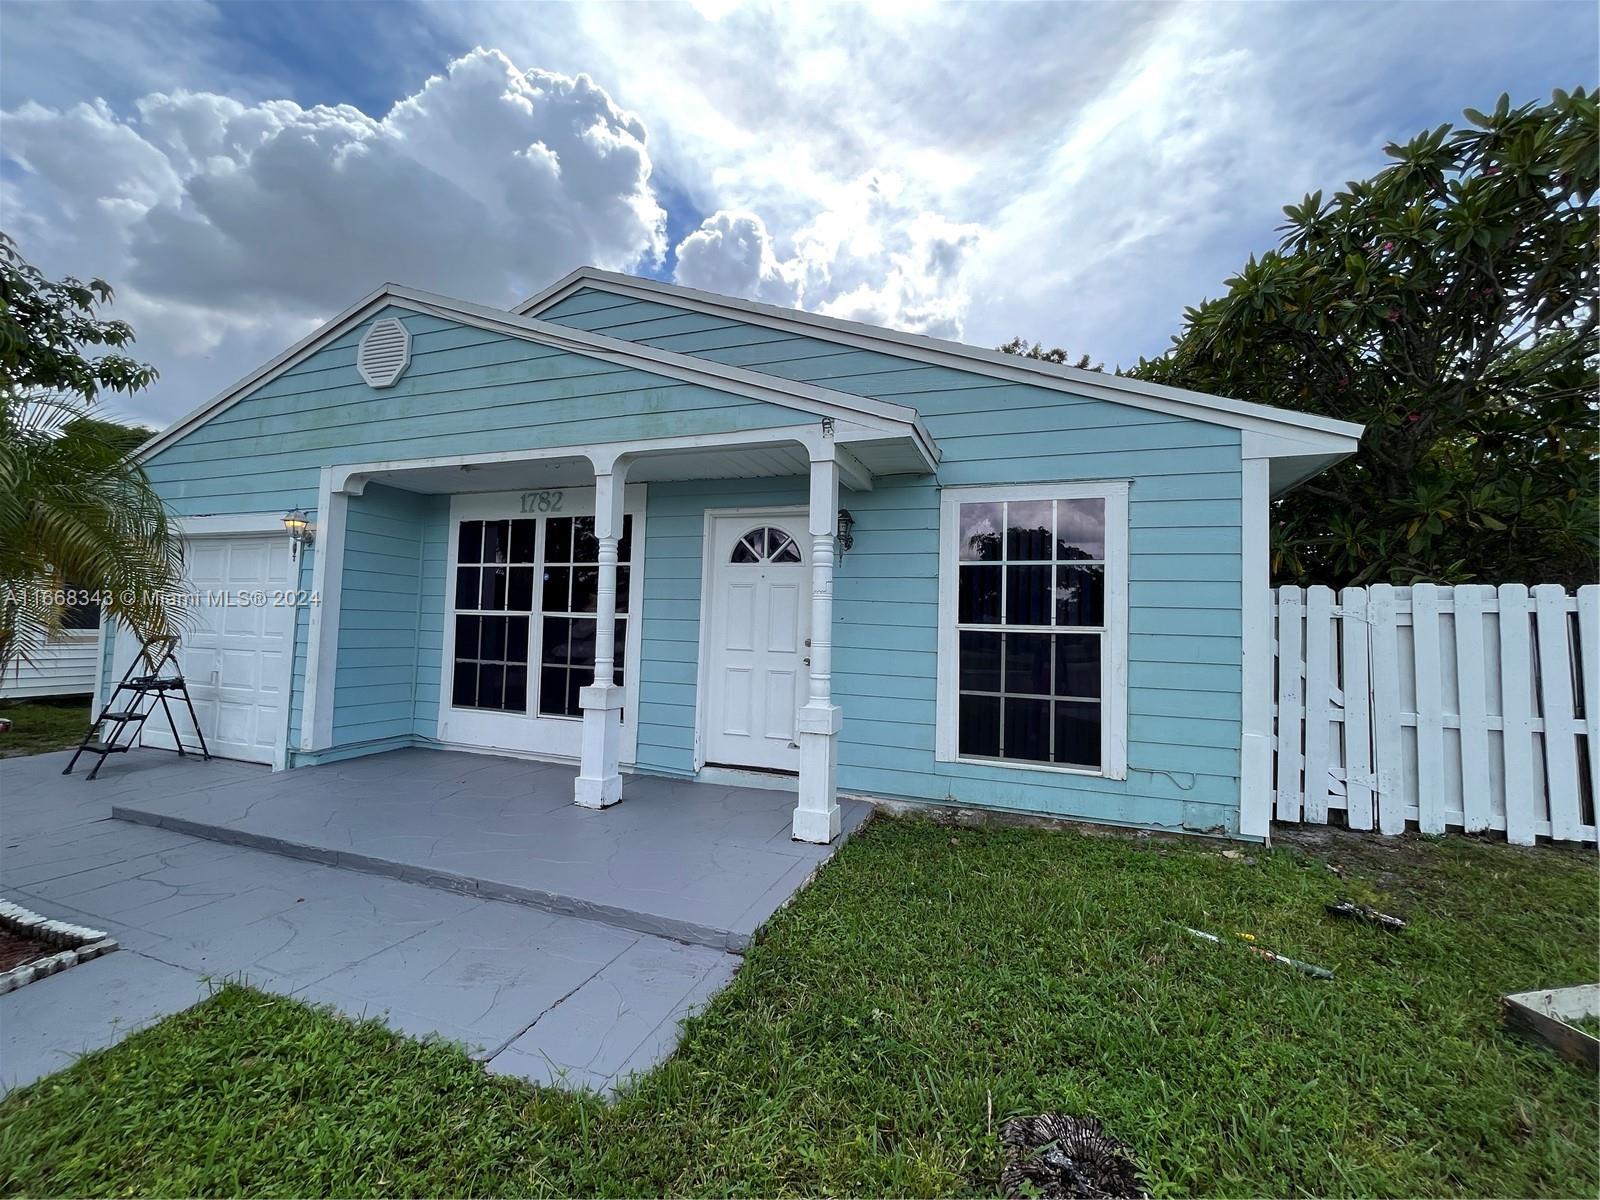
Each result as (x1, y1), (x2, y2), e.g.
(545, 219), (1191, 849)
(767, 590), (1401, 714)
(113, 534), (295, 764)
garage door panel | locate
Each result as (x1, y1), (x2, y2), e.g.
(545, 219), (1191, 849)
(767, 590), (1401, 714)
(221, 605), (262, 638)
(228, 542), (267, 580)
(214, 701), (255, 745)
(188, 543), (228, 585)
(220, 646), (259, 687)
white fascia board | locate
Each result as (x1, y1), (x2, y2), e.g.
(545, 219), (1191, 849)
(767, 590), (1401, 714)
(1241, 428), (1360, 496)
(518, 268), (1365, 451)
(173, 512), (293, 537)
(136, 283), (937, 472)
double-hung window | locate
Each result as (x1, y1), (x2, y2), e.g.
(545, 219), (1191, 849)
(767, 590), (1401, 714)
(936, 482), (1128, 778)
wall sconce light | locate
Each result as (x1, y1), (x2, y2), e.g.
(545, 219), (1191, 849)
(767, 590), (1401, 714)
(282, 508), (315, 560)
(836, 508), (856, 555)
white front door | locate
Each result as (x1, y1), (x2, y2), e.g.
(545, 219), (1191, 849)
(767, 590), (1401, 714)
(702, 513), (810, 772)
(113, 533), (295, 764)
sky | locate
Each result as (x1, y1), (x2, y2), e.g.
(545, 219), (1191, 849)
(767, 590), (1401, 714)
(1, 0), (1594, 430)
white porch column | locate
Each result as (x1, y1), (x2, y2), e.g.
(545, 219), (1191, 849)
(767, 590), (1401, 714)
(299, 466), (350, 755)
(793, 448), (842, 843)
(1237, 456), (1274, 841)
(574, 460), (628, 808)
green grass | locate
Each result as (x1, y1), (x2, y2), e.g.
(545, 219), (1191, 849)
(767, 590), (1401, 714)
(2, 819), (1595, 1197)
(0, 696), (91, 757)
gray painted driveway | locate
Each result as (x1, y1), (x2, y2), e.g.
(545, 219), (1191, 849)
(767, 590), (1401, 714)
(1, 750), (744, 1095)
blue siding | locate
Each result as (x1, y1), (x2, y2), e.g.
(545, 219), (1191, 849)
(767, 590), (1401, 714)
(141, 306), (818, 516)
(330, 484), (435, 747)
(552, 289), (1245, 835)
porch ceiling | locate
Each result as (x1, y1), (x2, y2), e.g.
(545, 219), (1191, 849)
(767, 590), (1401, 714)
(345, 433), (928, 497)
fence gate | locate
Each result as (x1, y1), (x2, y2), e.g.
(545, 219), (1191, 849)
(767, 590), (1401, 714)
(1272, 583), (1597, 844)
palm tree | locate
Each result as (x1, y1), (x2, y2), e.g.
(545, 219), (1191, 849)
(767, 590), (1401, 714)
(0, 233), (187, 674)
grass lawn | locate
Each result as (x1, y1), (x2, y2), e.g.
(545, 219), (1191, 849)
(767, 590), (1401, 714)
(0, 696), (91, 758)
(1, 818), (1595, 1197)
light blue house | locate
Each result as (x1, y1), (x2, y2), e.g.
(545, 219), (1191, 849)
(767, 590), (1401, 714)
(101, 269), (1360, 842)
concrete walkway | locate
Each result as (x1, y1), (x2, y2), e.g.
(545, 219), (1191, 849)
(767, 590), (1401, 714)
(0, 747), (866, 1095)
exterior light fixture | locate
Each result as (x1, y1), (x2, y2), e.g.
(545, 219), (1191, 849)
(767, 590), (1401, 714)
(282, 508), (314, 559)
(837, 508), (856, 554)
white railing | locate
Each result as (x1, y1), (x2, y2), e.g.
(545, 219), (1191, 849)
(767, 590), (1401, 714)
(1272, 583), (1597, 844)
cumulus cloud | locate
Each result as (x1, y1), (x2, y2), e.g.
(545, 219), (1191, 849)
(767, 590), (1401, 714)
(0, 47), (667, 418)
(673, 210), (802, 305)
(4, 1), (1592, 425)
(675, 173), (984, 338)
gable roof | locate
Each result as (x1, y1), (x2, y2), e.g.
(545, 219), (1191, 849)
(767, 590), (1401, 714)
(136, 283), (939, 466)
(517, 267), (1365, 454)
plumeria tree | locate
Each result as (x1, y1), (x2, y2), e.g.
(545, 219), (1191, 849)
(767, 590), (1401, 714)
(1008, 90), (1597, 586)
(1133, 89), (1598, 586)
(0, 233), (187, 672)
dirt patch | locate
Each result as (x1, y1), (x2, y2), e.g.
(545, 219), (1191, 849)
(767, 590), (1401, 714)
(1272, 823), (1596, 906)
(0, 924), (59, 972)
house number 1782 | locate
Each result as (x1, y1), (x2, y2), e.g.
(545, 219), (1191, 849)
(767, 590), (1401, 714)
(519, 490), (564, 513)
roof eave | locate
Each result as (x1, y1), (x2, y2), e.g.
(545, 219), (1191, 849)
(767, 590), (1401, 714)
(135, 282), (937, 473)
(518, 267), (1366, 446)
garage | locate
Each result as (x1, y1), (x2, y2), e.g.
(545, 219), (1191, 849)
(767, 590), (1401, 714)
(110, 531), (296, 765)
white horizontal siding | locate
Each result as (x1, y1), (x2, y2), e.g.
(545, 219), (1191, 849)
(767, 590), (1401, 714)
(0, 638), (99, 699)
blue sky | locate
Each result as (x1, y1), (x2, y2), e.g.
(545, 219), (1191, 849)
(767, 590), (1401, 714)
(1, 0), (1593, 427)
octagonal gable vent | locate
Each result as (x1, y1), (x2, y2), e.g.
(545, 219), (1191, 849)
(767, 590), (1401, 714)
(357, 318), (411, 388)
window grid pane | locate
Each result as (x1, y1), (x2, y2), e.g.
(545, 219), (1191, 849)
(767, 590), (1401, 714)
(451, 517), (537, 713)
(955, 496), (1108, 770)
(451, 513), (633, 718)
(538, 515), (631, 718)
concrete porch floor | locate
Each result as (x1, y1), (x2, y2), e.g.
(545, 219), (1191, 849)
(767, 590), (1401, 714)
(1, 746), (868, 1095)
(108, 747), (871, 951)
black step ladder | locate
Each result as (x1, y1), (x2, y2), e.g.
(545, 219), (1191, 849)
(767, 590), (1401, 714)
(63, 636), (212, 779)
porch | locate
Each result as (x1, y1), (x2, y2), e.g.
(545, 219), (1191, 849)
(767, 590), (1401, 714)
(296, 416), (935, 846)
(107, 747), (872, 951)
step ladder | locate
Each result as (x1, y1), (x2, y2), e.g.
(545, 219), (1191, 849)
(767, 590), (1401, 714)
(62, 636), (212, 780)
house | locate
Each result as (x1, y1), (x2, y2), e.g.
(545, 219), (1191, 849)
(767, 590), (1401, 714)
(2, 605), (101, 700)
(94, 269), (1361, 843)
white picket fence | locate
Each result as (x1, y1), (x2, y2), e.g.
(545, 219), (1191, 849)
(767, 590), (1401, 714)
(1272, 583), (1598, 844)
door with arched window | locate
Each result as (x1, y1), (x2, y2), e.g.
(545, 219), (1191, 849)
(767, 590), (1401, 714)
(701, 511), (810, 773)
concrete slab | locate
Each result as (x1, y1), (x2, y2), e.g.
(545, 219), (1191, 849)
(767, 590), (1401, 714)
(488, 936), (740, 1093)
(0, 950), (211, 1094)
(1, 748), (824, 1097)
(301, 900), (642, 1058)
(100, 746), (869, 950)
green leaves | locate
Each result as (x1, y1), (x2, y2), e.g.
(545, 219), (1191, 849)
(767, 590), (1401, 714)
(0, 235), (185, 670)
(0, 232), (159, 404)
(1136, 87), (1598, 588)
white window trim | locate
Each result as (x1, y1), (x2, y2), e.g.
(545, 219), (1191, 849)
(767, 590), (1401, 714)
(935, 480), (1129, 780)
(437, 485), (646, 763)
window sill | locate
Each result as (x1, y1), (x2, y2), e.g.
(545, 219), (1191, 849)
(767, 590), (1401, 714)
(941, 753), (1113, 780)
